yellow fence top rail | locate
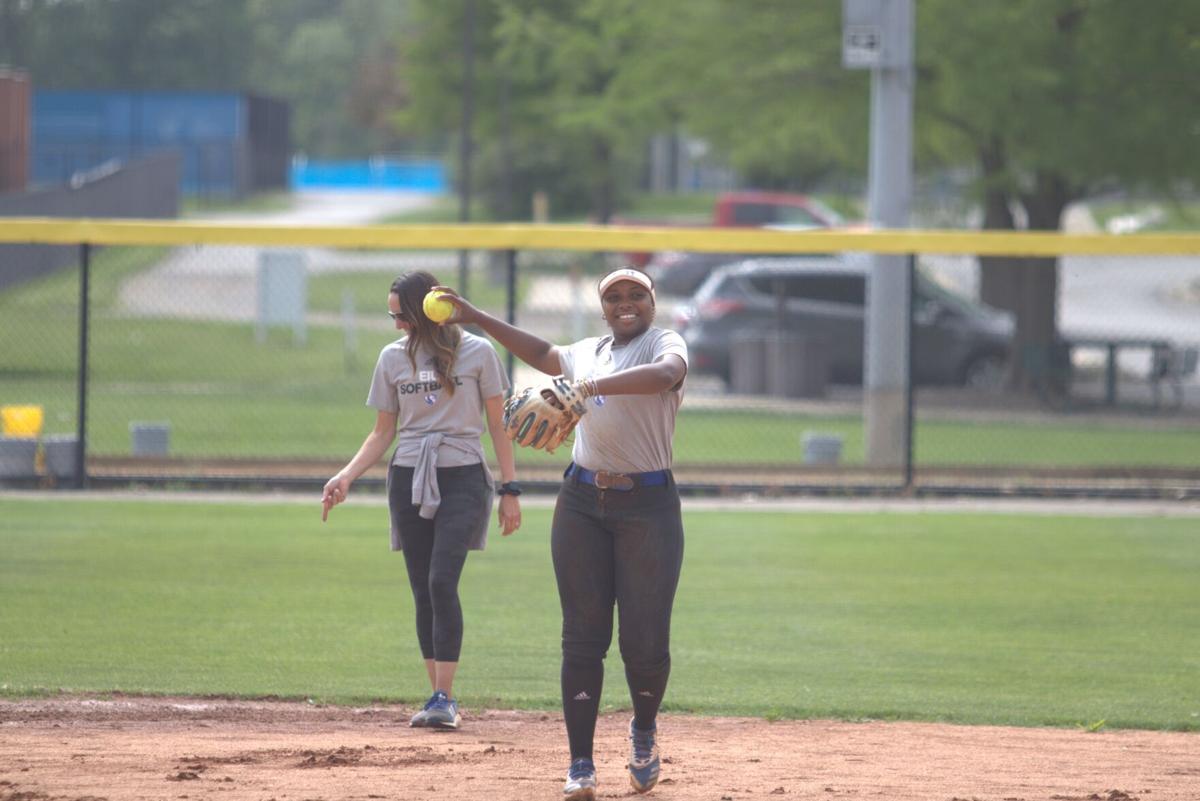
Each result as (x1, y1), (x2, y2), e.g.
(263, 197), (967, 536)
(1, 217), (1199, 256)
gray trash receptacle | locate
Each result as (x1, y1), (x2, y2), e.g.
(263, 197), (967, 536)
(766, 333), (830, 398)
(43, 435), (79, 479)
(802, 432), (843, 465)
(0, 436), (38, 478)
(131, 423), (170, 457)
(730, 331), (768, 395)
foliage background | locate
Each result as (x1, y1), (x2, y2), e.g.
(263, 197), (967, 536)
(6, 0), (1196, 221)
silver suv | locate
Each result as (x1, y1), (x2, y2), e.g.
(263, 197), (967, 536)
(673, 256), (1013, 389)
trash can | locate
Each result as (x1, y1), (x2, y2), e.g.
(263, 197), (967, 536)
(730, 331), (768, 395)
(42, 435), (79, 480)
(1, 404), (43, 437)
(130, 422), (170, 457)
(801, 432), (844, 466)
(766, 333), (830, 399)
(0, 436), (38, 478)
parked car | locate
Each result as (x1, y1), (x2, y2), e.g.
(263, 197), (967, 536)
(673, 256), (1013, 389)
(646, 251), (758, 298)
(646, 235), (842, 300)
(616, 190), (849, 267)
(712, 190), (845, 228)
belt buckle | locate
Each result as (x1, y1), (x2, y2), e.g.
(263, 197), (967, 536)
(594, 470), (634, 491)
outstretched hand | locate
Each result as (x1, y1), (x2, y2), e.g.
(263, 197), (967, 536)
(430, 286), (482, 325)
(321, 475), (350, 522)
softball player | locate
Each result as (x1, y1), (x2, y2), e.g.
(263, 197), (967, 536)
(322, 270), (522, 730)
(439, 267), (686, 798)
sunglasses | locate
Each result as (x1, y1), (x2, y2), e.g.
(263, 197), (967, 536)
(387, 310), (409, 321)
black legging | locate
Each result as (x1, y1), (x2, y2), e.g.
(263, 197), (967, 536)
(550, 473), (685, 760)
(389, 463), (490, 663)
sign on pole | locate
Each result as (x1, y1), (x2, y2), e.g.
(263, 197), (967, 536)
(843, 24), (883, 69)
(843, 0), (912, 70)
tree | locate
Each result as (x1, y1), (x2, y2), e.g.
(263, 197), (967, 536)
(636, 0), (869, 193)
(498, 0), (675, 220)
(0, 0), (255, 90)
(247, 0), (414, 157)
(0, 0), (411, 158)
(397, 0), (671, 221)
(918, 0), (1200, 387)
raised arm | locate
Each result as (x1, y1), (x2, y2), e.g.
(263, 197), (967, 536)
(433, 287), (562, 376)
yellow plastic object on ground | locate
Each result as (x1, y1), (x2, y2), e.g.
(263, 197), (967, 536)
(1, 404), (44, 437)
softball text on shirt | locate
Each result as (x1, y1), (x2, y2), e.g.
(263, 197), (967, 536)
(366, 331), (509, 467)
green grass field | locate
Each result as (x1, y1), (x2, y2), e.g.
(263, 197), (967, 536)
(1, 497), (1196, 731)
(9, 343), (1200, 465)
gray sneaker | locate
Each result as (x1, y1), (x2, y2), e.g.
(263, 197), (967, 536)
(409, 692), (440, 728)
(563, 757), (596, 801)
(423, 691), (461, 730)
(628, 718), (660, 793)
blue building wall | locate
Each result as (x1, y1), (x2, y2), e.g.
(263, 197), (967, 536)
(33, 90), (245, 196)
(33, 89), (445, 196)
(289, 156), (446, 192)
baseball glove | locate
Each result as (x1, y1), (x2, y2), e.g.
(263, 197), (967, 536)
(503, 375), (589, 453)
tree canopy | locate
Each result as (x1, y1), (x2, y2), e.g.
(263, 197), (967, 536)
(6, 0), (1193, 217)
(0, 0), (411, 158)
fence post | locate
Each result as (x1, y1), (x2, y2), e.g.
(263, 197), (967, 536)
(505, 249), (517, 388)
(73, 242), (90, 489)
(903, 253), (915, 491)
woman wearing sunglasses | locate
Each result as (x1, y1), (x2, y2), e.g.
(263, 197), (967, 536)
(321, 270), (522, 730)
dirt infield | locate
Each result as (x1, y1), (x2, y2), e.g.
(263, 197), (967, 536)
(1, 697), (1196, 801)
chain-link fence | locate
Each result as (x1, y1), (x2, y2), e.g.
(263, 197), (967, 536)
(1, 223), (1197, 497)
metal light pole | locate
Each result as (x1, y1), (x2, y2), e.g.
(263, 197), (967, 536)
(843, 0), (914, 467)
(457, 0), (476, 296)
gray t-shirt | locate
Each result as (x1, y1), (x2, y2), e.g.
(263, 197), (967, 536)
(558, 327), (688, 473)
(367, 330), (509, 467)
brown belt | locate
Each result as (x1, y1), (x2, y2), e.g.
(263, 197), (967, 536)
(565, 463), (671, 492)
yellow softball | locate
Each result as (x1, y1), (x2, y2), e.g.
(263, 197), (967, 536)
(422, 290), (455, 323)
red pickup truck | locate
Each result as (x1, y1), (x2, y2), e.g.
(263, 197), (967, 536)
(617, 190), (846, 267)
(711, 190), (844, 228)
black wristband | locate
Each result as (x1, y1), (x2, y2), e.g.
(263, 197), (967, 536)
(497, 481), (522, 496)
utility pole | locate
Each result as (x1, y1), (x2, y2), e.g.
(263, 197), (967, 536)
(457, 0), (476, 296)
(843, 0), (914, 467)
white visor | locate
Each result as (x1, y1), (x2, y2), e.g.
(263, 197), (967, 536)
(597, 268), (655, 299)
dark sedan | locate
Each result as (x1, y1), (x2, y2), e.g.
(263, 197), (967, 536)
(673, 256), (1013, 389)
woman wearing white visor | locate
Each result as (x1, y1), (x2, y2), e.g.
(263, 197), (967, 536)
(435, 267), (687, 800)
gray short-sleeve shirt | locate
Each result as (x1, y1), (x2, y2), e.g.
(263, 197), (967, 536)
(367, 330), (509, 467)
(558, 327), (687, 473)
